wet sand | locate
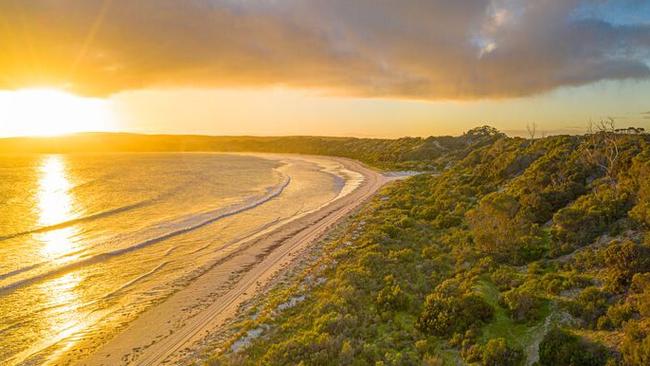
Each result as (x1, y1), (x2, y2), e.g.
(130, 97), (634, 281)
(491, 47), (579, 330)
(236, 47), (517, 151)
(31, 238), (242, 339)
(75, 156), (390, 365)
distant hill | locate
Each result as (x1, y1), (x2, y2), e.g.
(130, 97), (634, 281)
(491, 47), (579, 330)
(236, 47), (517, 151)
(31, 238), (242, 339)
(0, 126), (504, 170)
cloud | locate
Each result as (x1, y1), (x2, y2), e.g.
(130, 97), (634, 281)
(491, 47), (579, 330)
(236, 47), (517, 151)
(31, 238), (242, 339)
(0, 0), (649, 99)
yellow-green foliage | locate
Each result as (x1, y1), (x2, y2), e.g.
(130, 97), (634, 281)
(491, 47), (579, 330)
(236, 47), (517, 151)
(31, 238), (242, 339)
(214, 130), (650, 365)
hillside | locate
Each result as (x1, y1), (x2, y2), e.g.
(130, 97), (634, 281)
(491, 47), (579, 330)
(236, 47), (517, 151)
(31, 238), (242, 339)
(211, 130), (650, 365)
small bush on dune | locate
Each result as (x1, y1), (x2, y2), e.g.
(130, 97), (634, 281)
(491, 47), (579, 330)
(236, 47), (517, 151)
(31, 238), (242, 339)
(417, 291), (493, 337)
(467, 192), (546, 265)
(603, 240), (650, 293)
(376, 275), (408, 312)
(622, 322), (650, 366)
(538, 328), (610, 366)
(500, 285), (543, 323)
(568, 287), (610, 329)
(482, 338), (524, 366)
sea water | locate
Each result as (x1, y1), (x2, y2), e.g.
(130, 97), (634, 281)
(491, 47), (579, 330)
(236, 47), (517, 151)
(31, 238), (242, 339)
(0, 153), (349, 365)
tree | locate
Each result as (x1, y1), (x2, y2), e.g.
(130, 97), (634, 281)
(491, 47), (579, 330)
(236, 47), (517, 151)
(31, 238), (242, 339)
(581, 118), (621, 180)
(527, 122), (537, 142)
(463, 125), (506, 145)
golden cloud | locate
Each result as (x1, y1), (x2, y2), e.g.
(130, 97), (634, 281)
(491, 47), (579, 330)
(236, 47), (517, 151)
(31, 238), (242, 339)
(1, 0), (649, 99)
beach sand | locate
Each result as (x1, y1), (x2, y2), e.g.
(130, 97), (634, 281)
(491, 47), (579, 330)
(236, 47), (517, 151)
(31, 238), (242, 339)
(74, 156), (390, 365)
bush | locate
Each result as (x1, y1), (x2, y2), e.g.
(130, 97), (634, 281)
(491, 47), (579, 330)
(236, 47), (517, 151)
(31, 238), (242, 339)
(598, 302), (634, 330)
(376, 275), (408, 311)
(603, 240), (650, 293)
(539, 328), (609, 366)
(462, 344), (483, 363)
(568, 287), (610, 328)
(422, 355), (445, 366)
(482, 338), (524, 366)
(467, 193), (545, 265)
(629, 152), (650, 227)
(551, 187), (631, 255)
(500, 286), (543, 323)
(491, 266), (522, 291)
(417, 292), (493, 337)
(622, 323), (650, 366)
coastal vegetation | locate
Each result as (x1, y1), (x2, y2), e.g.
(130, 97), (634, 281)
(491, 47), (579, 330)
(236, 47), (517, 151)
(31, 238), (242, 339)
(208, 126), (650, 365)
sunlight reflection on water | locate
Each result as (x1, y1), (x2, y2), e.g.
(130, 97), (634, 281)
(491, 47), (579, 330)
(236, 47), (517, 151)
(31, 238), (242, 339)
(36, 155), (80, 256)
(27, 156), (85, 364)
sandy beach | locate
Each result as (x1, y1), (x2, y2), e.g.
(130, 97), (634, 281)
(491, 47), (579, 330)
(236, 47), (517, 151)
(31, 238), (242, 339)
(73, 156), (389, 365)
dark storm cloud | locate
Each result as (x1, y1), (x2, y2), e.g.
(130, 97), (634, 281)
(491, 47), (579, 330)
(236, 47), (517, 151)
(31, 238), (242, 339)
(0, 0), (649, 98)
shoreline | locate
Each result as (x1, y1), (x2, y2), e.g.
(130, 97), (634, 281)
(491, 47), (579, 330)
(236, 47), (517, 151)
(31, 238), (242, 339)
(75, 155), (393, 366)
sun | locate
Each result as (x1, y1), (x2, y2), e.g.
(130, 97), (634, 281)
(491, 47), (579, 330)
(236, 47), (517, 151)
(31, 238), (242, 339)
(0, 88), (116, 137)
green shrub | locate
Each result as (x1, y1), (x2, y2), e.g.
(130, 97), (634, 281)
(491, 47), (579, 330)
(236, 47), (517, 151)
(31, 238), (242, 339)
(467, 193), (545, 265)
(376, 275), (408, 311)
(482, 338), (524, 366)
(417, 292), (493, 337)
(622, 323), (650, 366)
(598, 302), (634, 330)
(629, 151), (650, 227)
(500, 286), (543, 323)
(551, 187), (631, 255)
(538, 328), (609, 366)
(568, 287), (610, 328)
(603, 240), (650, 293)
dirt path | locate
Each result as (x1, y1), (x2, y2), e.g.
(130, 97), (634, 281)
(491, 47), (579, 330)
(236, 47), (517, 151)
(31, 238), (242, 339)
(77, 157), (390, 366)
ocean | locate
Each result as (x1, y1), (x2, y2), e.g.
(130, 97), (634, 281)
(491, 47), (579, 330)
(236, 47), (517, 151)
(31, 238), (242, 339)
(0, 153), (354, 365)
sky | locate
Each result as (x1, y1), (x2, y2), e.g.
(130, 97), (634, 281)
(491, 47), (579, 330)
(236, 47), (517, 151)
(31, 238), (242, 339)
(0, 0), (649, 138)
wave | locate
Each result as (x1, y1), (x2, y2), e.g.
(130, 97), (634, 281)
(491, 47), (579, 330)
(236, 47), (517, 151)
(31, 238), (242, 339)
(0, 318), (32, 338)
(102, 261), (170, 299)
(0, 263), (44, 283)
(0, 199), (159, 243)
(0, 246), (95, 283)
(0, 180), (195, 242)
(0, 175), (291, 295)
